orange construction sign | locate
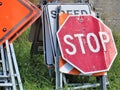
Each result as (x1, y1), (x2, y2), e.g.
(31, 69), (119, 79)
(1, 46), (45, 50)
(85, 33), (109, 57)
(0, 0), (42, 45)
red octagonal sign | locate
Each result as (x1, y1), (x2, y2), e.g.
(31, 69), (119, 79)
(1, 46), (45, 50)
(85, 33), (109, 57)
(57, 15), (117, 74)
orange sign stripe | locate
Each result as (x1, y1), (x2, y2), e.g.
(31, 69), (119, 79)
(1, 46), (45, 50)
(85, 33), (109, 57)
(59, 13), (69, 26)
(59, 56), (67, 67)
(69, 68), (81, 75)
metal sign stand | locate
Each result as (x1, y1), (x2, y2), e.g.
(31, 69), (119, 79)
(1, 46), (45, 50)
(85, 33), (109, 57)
(100, 75), (108, 90)
(60, 72), (109, 90)
(0, 40), (23, 90)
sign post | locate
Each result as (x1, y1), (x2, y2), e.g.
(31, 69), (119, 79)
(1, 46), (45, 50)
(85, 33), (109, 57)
(57, 15), (117, 74)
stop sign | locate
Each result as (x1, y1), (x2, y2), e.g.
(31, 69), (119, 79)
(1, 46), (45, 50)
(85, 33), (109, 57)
(57, 15), (117, 74)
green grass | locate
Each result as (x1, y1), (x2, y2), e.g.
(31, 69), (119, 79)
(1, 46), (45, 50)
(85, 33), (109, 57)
(14, 28), (53, 90)
(107, 32), (120, 90)
(14, 29), (120, 90)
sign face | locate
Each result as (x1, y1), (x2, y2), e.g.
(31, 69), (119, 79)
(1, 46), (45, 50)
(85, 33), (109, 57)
(0, 0), (41, 45)
(57, 15), (117, 74)
(48, 4), (91, 19)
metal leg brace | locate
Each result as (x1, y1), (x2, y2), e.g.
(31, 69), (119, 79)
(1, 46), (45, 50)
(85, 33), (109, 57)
(61, 73), (109, 90)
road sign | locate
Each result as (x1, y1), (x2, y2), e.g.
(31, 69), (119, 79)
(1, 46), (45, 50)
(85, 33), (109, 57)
(0, 0), (41, 45)
(57, 15), (117, 74)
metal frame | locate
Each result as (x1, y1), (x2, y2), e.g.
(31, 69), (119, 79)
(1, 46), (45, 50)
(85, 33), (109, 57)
(60, 73), (109, 90)
(0, 40), (23, 90)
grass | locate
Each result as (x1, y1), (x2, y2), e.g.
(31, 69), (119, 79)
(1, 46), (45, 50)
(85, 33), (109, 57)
(107, 32), (120, 90)
(13, 28), (120, 90)
(14, 28), (53, 90)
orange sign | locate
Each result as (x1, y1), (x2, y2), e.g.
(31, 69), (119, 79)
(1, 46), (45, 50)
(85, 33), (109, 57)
(0, 0), (42, 45)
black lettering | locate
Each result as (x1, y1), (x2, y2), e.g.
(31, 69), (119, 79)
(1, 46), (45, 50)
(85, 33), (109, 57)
(74, 10), (79, 15)
(51, 10), (57, 19)
(81, 10), (88, 14)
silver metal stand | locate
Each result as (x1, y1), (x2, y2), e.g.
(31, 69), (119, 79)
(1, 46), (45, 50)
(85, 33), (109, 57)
(100, 75), (107, 90)
(0, 40), (23, 90)
(60, 73), (109, 90)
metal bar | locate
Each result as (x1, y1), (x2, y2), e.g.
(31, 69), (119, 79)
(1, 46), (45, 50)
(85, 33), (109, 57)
(65, 78), (109, 89)
(46, 4), (61, 89)
(0, 45), (7, 76)
(100, 75), (107, 90)
(46, 9), (60, 89)
(0, 75), (10, 78)
(60, 72), (63, 88)
(10, 43), (23, 90)
(44, 4), (61, 89)
(55, 5), (61, 90)
(62, 74), (67, 85)
(5, 40), (16, 90)
(0, 83), (13, 86)
(41, 5), (47, 64)
(69, 83), (100, 89)
(42, 4), (55, 65)
(45, 5), (57, 58)
(0, 45), (10, 90)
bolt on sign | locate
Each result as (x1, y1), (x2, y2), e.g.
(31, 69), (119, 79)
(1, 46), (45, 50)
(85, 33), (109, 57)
(57, 15), (118, 74)
(0, 0), (42, 45)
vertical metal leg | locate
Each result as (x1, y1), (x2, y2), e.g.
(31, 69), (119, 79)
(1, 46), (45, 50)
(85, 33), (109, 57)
(0, 45), (9, 90)
(10, 43), (23, 90)
(0, 41), (23, 90)
(100, 75), (107, 90)
(56, 5), (62, 90)
(62, 74), (67, 85)
(60, 72), (63, 89)
(5, 40), (16, 90)
(55, 59), (61, 90)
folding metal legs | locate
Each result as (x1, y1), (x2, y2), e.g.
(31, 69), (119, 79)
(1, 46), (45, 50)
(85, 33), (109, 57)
(0, 40), (23, 90)
(60, 73), (108, 90)
(9, 43), (23, 90)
